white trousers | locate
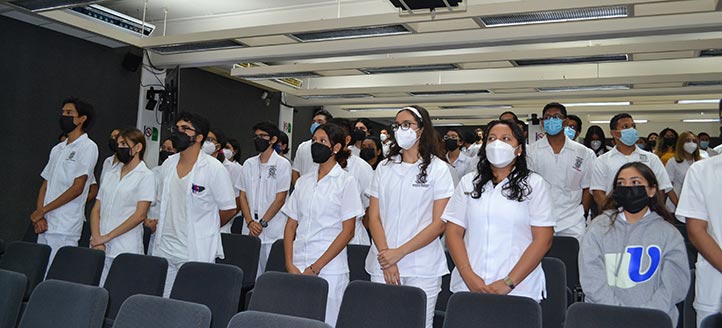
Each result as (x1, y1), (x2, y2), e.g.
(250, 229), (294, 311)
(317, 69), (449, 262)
(37, 233), (78, 276)
(256, 243), (272, 279)
(371, 275), (442, 328)
(99, 256), (114, 286)
(162, 261), (182, 298)
(555, 219), (586, 242)
(319, 272), (349, 327)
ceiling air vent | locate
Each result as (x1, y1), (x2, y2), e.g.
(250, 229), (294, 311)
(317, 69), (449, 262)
(149, 40), (244, 54)
(515, 54), (627, 66)
(479, 5), (628, 27)
(360, 64), (458, 74)
(700, 49), (722, 57)
(538, 84), (631, 92)
(409, 90), (490, 96)
(290, 24), (410, 42)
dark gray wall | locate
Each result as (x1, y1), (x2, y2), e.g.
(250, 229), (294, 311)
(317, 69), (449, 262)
(0, 16), (141, 243)
(290, 106), (318, 159)
(176, 68), (281, 163)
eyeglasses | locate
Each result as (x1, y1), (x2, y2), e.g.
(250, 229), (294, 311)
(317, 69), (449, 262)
(542, 114), (565, 120)
(391, 121), (417, 131)
(206, 137), (218, 144)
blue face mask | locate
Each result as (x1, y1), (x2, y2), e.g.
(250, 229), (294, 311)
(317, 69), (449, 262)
(619, 128), (639, 146)
(543, 117), (563, 136)
(700, 140), (710, 149)
(564, 126), (577, 140)
(310, 122), (321, 135)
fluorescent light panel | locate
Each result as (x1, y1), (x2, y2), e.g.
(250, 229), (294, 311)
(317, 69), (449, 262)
(479, 5), (628, 27)
(538, 85), (630, 92)
(301, 94), (374, 99)
(441, 105), (513, 110)
(237, 72), (320, 80)
(515, 54), (627, 66)
(409, 90), (491, 96)
(700, 49), (722, 57)
(687, 81), (722, 86)
(435, 123), (464, 127)
(346, 108), (401, 112)
(677, 99), (720, 104)
(290, 24), (410, 42)
(682, 119), (720, 123)
(69, 4), (154, 36)
(590, 119), (648, 124)
(8, 0), (105, 12)
(149, 40), (244, 54)
(360, 64), (458, 74)
(566, 101), (630, 107)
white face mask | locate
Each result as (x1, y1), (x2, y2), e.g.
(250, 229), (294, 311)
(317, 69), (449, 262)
(202, 141), (216, 155)
(379, 134), (388, 142)
(591, 140), (602, 150)
(394, 128), (419, 150)
(221, 148), (233, 160)
(683, 142), (698, 154)
(485, 140), (519, 168)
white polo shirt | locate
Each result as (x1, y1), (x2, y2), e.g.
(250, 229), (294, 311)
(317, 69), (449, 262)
(447, 153), (470, 181)
(675, 155), (722, 314)
(463, 143), (482, 158)
(348, 144), (361, 157)
(152, 152), (237, 263)
(147, 165), (162, 220)
(292, 140), (315, 176)
(665, 158), (695, 213)
(365, 155), (454, 278)
(527, 136), (596, 231)
(97, 161), (155, 258)
(590, 146), (672, 194)
(239, 151), (292, 244)
(442, 173), (554, 301)
(223, 159), (243, 198)
(99, 155), (119, 185)
(343, 155), (374, 245)
(40, 133), (98, 237)
(281, 164), (364, 274)
(714, 144), (722, 155)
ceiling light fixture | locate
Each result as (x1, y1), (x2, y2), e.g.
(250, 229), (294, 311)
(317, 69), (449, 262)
(478, 5), (628, 27)
(566, 101), (631, 107)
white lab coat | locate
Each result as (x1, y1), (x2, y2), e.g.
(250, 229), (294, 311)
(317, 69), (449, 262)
(590, 146), (672, 195)
(343, 156), (374, 245)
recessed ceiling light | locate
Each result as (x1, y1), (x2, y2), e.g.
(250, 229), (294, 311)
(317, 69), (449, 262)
(360, 64), (458, 75)
(589, 119), (647, 124)
(290, 25), (410, 42)
(566, 102), (631, 107)
(7, 0), (106, 12)
(700, 49), (722, 57)
(346, 108), (401, 112)
(478, 5), (628, 27)
(236, 72), (320, 80)
(409, 90), (491, 96)
(677, 99), (720, 104)
(687, 81), (722, 86)
(538, 85), (631, 92)
(441, 105), (513, 110)
(150, 40), (243, 54)
(434, 123), (464, 127)
(681, 118), (720, 123)
(301, 94), (374, 99)
(515, 54), (627, 66)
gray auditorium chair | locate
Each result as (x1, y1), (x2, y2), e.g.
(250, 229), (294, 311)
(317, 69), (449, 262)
(0, 269), (27, 328)
(443, 292), (542, 328)
(112, 294), (211, 328)
(18, 280), (108, 328)
(103, 253), (168, 323)
(228, 311), (332, 328)
(0, 241), (51, 300)
(170, 262), (243, 328)
(541, 257), (568, 328)
(564, 302), (673, 328)
(264, 239), (287, 273)
(248, 271), (328, 321)
(336, 280), (426, 328)
(46, 246), (105, 285)
(347, 244), (370, 282)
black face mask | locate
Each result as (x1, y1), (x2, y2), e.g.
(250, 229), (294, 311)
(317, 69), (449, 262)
(108, 138), (118, 153)
(647, 140), (656, 149)
(59, 115), (77, 134)
(360, 148), (376, 162)
(351, 129), (366, 143)
(311, 142), (333, 163)
(445, 139), (459, 151)
(254, 137), (270, 152)
(170, 130), (194, 152)
(159, 150), (174, 164)
(116, 147), (133, 164)
(613, 185), (651, 214)
(663, 137), (676, 147)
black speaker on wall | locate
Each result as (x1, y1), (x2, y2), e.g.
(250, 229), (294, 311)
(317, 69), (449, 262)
(122, 50), (143, 72)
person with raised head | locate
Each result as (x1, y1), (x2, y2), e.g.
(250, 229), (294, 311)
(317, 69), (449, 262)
(527, 102), (596, 240)
(282, 123), (363, 326)
(239, 122), (291, 276)
(590, 113), (675, 210)
(151, 112), (237, 297)
(580, 162), (689, 324)
(291, 109), (333, 186)
(32, 97), (98, 263)
(443, 120), (554, 302)
(90, 128), (155, 285)
(365, 106), (453, 328)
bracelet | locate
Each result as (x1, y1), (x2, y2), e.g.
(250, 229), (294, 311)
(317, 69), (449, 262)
(309, 264), (319, 275)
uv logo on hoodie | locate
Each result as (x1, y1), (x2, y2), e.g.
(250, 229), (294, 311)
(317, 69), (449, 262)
(604, 245), (661, 288)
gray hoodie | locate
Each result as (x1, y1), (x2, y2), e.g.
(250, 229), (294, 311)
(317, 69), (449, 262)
(579, 209), (690, 323)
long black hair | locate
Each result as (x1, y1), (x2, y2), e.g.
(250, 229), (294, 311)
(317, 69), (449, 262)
(363, 136), (384, 169)
(315, 123), (351, 169)
(471, 120), (532, 202)
(602, 162), (675, 225)
(385, 105), (445, 184)
(583, 125), (608, 154)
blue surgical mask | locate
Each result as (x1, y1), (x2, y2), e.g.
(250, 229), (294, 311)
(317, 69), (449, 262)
(564, 126), (576, 140)
(700, 140), (710, 149)
(619, 128), (639, 146)
(543, 118), (563, 136)
(310, 122), (321, 135)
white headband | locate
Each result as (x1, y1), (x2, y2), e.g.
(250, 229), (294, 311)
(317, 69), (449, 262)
(399, 106), (422, 122)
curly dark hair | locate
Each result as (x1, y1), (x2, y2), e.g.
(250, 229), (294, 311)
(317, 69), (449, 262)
(601, 162), (675, 225)
(471, 120), (532, 202)
(385, 105), (445, 184)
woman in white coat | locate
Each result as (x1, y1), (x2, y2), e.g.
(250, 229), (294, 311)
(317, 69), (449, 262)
(441, 120), (554, 302)
(90, 128), (155, 285)
(365, 106), (454, 328)
(282, 123), (364, 326)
